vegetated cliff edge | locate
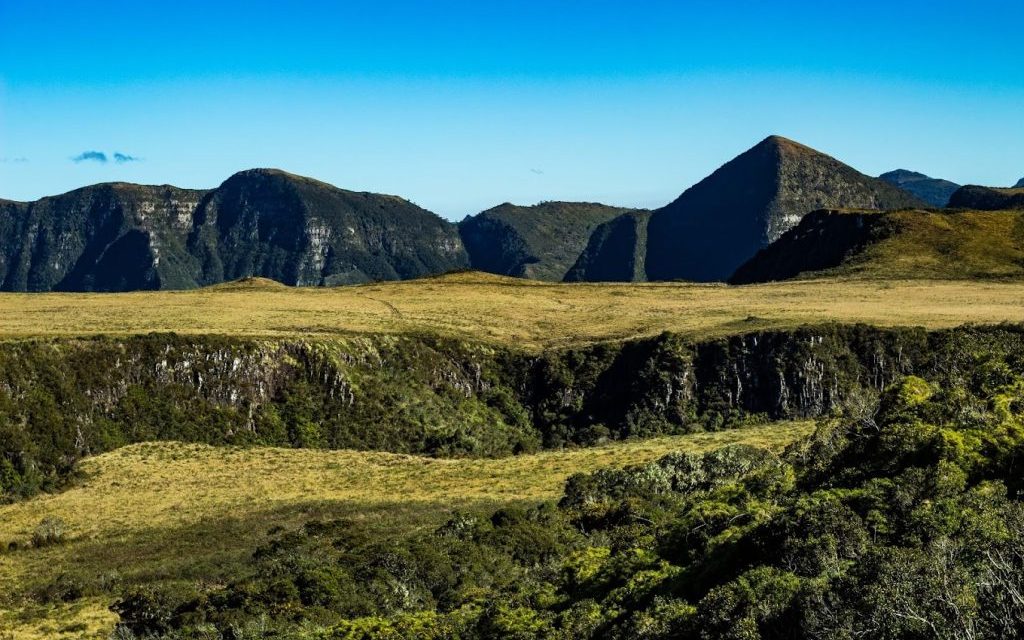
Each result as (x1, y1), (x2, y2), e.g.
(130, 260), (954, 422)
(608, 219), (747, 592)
(3, 324), (1024, 500)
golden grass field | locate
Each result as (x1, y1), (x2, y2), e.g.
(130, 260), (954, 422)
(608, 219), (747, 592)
(0, 421), (812, 639)
(0, 272), (1020, 350)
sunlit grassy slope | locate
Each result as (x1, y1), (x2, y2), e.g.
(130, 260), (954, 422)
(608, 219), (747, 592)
(0, 421), (811, 639)
(0, 272), (1022, 349)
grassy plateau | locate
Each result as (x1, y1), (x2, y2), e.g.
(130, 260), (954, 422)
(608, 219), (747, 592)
(0, 272), (1020, 349)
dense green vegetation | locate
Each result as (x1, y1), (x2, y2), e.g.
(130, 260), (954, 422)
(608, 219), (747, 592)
(97, 330), (1024, 638)
(6, 325), (1024, 503)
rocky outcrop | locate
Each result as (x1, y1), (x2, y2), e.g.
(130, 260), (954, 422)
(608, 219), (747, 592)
(948, 185), (1024, 210)
(563, 210), (650, 282)
(879, 169), (960, 207)
(0, 170), (468, 291)
(459, 201), (631, 281)
(644, 136), (925, 282)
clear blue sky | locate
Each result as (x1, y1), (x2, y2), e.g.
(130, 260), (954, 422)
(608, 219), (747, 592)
(1, 0), (1022, 219)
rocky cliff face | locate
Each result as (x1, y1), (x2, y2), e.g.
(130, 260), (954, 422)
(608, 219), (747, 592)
(189, 169), (468, 286)
(0, 170), (468, 291)
(948, 185), (1024, 210)
(459, 201), (631, 281)
(563, 210), (650, 282)
(879, 169), (960, 207)
(0, 184), (207, 291)
(644, 136), (925, 282)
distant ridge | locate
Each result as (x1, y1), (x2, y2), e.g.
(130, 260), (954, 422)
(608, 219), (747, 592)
(879, 169), (960, 207)
(459, 201), (631, 281)
(643, 135), (925, 282)
(1016, 177), (1024, 188)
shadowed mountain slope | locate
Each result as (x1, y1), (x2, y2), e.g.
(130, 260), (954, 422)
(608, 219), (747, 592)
(563, 210), (651, 282)
(731, 207), (1024, 283)
(644, 136), (925, 282)
(459, 201), (631, 280)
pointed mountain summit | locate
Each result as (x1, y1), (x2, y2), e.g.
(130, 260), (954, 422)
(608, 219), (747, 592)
(879, 169), (960, 207)
(644, 135), (925, 282)
(1015, 177), (1024, 188)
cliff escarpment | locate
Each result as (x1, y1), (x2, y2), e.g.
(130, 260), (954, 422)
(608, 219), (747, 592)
(3, 324), (1024, 499)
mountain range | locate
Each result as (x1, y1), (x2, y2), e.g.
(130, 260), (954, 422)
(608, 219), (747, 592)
(0, 136), (1018, 291)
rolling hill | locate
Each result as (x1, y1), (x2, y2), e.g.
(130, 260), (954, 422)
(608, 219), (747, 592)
(730, 207), (1024, 283)
(458, 201), (632, 280)
(643, 136), (925, 282)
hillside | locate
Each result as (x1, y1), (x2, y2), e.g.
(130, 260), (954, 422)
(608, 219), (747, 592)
(948, 184), (1024, 210)
(731, 208), (1024, 283)
(563, 210), (651, 282)
(878, 168), (960, 206)
(459, 201), (631, 280)
(1016, 177), (1024, 188)
(644, 136), (924, 282)
(0, 170), (468, 292)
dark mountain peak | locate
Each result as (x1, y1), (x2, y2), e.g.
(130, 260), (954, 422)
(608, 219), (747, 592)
(880, 169), (929, 183)
(878, 169), (960, 207)
(1015, 177), (1024, 188)
(644, 137), (923, 282)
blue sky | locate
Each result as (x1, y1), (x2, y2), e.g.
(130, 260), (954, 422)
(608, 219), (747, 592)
(1, 0), (1022, 219)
